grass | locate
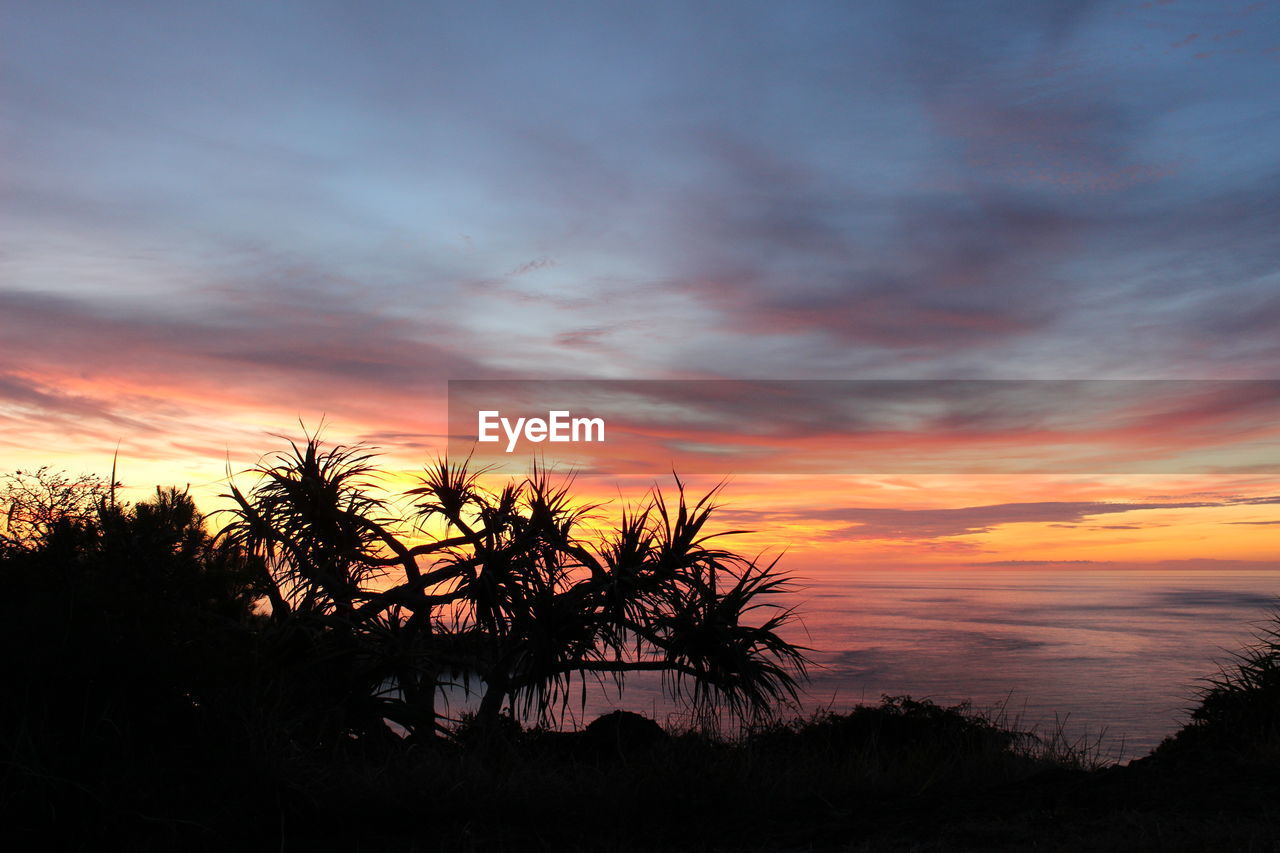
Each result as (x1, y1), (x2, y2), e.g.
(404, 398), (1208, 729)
(1157, 606), (1280, 760)
(7, 667), (1280, 852)
(0, 694), (1139, 852)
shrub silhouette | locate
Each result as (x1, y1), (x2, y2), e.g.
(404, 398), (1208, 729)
(1160, 607), (1280, 758)
(218, 435), (809, 739)
(0, 480), (263, 842)
(0, 466), (114, 552)
(748, 696), (1019, 773)
(585, 709), (669, 756)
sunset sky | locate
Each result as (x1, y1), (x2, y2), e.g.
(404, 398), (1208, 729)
(3, 0), (1279, 574)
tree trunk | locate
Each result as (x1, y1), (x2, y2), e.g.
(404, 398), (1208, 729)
(476, 673), (508, 727)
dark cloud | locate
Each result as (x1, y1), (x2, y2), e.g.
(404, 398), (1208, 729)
(0, 371), (148, 429)
(814, 500), (1206, 540)
(662, 143), (1086, 352)
(449, 378), (1280, 475)
(0, 273), (499, 459)
(0, 280), (491, 396)
(751, 494), (1280, 541)
(976, 560), (1098, 566)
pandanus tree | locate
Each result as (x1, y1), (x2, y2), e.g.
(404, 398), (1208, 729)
(218, 435), (808, 739)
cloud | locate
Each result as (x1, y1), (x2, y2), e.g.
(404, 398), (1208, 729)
(0, 272), (499, 462)
(0, 371), (150, 430)
(758, 494), (1280, 542)
(508, 257), (558, 277)
(449, 378), (1280, 476)
(661, 147), (1084, 353)
(553, 327), (611, 350)
(975, 560), (1098, 566)
(0, 277), (490, 392)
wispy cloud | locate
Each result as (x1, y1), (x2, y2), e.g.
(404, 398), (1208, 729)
(724, 495), (1280, 542)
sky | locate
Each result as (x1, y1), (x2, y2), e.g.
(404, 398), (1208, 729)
(2, 0), (1279, 573)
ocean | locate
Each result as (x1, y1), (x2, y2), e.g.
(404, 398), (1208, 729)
(443, 567), (1280, 758)
(792, 568), (1280, 757)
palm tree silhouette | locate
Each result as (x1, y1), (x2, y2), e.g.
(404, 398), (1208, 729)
(219, 434), (808, 737)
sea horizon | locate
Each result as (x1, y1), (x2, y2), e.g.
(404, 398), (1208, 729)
(462, 566), (1280, 758)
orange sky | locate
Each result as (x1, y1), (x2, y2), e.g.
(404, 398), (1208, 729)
(10, 408), (1274, 579)
(4, 365), (1278, 581)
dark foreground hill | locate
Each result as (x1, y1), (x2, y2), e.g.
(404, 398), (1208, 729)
(7, 696), (1280, 852)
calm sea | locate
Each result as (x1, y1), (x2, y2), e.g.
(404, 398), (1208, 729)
(446, 568), (1280, 758)
(792, 568), (1280, 757)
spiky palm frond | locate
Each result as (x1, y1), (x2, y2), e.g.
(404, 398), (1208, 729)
(219, 437), (391, 617)
(652, 555), (808, 719)
(407, 454), (494, 533)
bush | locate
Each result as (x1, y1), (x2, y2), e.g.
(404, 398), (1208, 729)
(1161, 607), (1280, 758)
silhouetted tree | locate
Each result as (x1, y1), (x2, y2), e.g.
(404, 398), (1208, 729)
(219, 436), (809, 737)
(0, 466), (114, 552)
(0, 477), (264, 843)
